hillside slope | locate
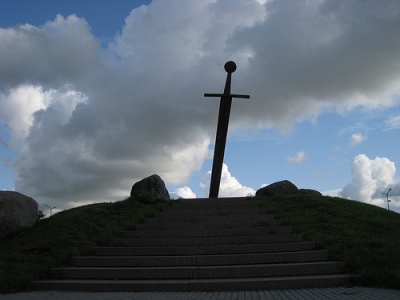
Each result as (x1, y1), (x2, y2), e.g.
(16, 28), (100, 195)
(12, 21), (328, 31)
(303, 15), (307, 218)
(256, 195), (400, 289)
(0, 199), (164, 293)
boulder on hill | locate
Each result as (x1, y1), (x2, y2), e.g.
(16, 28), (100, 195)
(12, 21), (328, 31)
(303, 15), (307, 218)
(0, 191), (38, 240)
(299, 189), (322, 196)
(256, 180), (299, 197)
(255, 180), (322, 197)
(130, 174), (170, 204)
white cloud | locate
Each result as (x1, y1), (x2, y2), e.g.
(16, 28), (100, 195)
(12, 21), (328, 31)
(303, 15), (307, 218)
(0, 15), (100, 87)
(0, 84), (86, 149)
(170, 186), (197, 199)
(0, 85), (48, 148)
(287, 151), (307, 164)
(339, 154), (399, 209)
(385, 114), (400, 131)
(1, 0), (400, 208)
(322, 189), (342, 197)
(200, 164), (255, 198)
(349, 133), (367, 147)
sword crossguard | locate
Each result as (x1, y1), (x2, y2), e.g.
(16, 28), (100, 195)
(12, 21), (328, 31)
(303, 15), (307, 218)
(204, 93), (250, 99)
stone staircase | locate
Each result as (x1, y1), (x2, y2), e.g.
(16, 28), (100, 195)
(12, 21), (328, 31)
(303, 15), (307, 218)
(33, 197), (351, 292)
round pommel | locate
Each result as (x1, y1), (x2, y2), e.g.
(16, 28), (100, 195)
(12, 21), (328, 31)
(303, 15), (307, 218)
(224, 61), (237, 73)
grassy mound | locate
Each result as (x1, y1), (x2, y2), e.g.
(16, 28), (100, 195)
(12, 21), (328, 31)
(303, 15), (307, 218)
(1, 195), (399, 293)
(256, 195), (400, 289)
(0, 198), (165, 293)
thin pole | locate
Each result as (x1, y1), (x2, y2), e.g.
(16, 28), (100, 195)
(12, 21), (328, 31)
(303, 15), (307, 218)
(382, 188), (391, 210)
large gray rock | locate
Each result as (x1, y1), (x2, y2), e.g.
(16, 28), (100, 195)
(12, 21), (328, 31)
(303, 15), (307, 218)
(256, 180), (299, 197)
(256, 180), (323, 198)
(0, 191), (38, 239)
(299, 189), (322, 196)
(130, 174), (170, 204)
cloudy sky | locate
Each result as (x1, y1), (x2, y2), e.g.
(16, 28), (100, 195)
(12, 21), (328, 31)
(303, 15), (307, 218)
(1, 0), (400, 213)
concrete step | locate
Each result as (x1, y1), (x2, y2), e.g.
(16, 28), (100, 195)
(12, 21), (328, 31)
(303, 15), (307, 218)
(170, 197), (254, 206)
(145, 214), (275, 224)
(32, 197), (352, 292)
(92, 241), (317, 256)
(33, 274), (351, 292)
(134, 218), (281, 231)
(168, 204), (258, 212)
(133, 234), (298, 247)
(111, 233), (303, 247)
(156, 208), (265, 217)
(53, 261), (345, 280)
(120, 225), (293, 238)
(71, 250), (329, 267)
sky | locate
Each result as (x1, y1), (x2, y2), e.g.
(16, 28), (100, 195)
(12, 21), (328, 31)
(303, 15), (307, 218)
(1, 0), (400, 214)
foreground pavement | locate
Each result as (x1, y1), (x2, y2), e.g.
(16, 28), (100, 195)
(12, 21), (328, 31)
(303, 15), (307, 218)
(2, 287), (400, 300)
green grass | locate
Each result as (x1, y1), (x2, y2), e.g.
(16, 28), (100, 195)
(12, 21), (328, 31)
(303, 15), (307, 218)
(0, 198), (165, 293)
(256, 195), (400, 289)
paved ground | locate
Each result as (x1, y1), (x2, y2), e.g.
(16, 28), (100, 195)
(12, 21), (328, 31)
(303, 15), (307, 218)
(2, 287), (400, 300)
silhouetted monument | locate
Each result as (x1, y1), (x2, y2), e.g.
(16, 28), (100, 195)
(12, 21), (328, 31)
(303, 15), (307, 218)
(205, 61), (250, 198)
